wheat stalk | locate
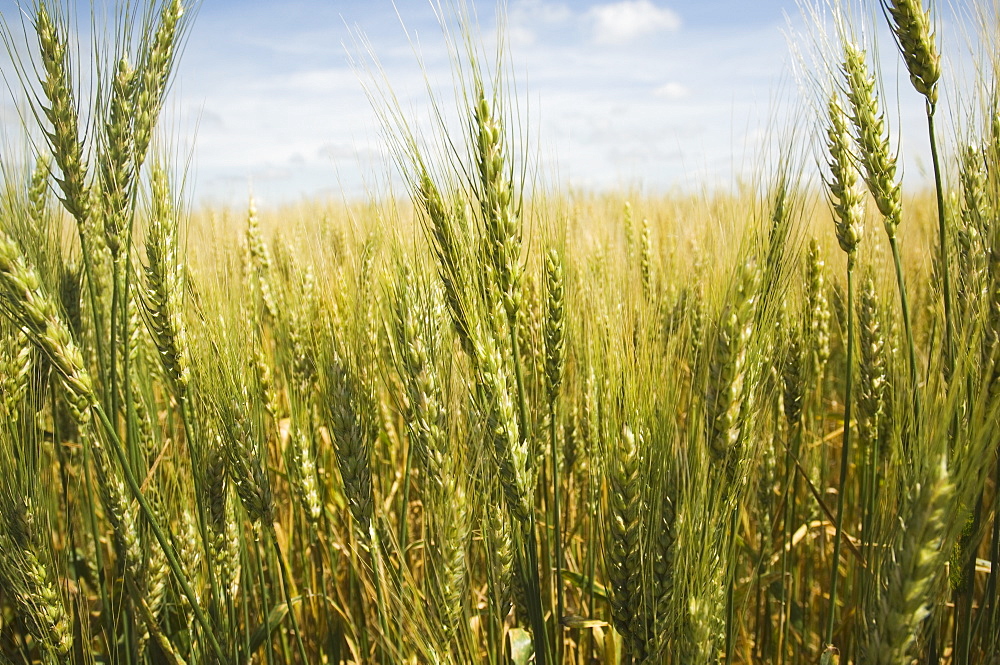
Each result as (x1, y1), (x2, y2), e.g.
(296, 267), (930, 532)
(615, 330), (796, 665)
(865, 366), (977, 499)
(823, 89), (864, 650)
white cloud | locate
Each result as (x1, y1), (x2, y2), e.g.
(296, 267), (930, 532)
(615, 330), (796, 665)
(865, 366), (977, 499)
(510, 0), (573, 24)
(508, 0), (572, 46)
(588, 0), (681, 45)
(653, 82), (690, 100)
(509, 25), (539, 47)
(283, 68), (357, 94)
(318, 142), (387, 166)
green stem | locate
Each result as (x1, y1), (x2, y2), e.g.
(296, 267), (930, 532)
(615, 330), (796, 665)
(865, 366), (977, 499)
(122, 270), (136, 473)
(109, 258), (121, 431)
(509, 313), (530, 448)
(488, 562), (503, 665)
(347, 545), (370, 662)
(312, 526), (336, 663)
(367, 523), (392, 663)
(549, 402), (564, 663)
(982, 449), (1000, 654)
(76, 225), (108, 391)
(861, 409), (880, 556)
(927, 106), (955, 381)
(888, 236), (922, 425)
(779, 422), (802, 665)
(956, 496), (983, 665)
(81, 431), (115, 656)
(506, 313), (549, 663)
(91, 405), (230, 665)
(256, 533), (277, 665)
(929, 102), (978, 665)
(396, 421), (413, 657)
(520, 519), (550, 665)
(825, 260), (855, 649)
(179, 402), (223, 628)
(269, 526), (309, 665)
(724, 505), (740, 665)
(236, 549), (249, 663)
(585, 451), (598, 665)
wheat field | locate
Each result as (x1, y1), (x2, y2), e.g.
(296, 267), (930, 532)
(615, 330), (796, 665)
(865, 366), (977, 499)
(1, 1), (999, 664)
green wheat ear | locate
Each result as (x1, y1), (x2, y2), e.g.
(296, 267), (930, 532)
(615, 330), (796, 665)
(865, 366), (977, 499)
(544, 248), (566, 404)
(607, 423), (644, 657)
(842, 42), (902, 238)
(325, 358), (375, 534)
(0, 498), (74, 661)
(34, 2), (90, 227)
(825, 97), (864, 259)
(134, 0), (185, 164)
(0, 231), (96, 417)
(705, 259), (760, 479)
(867, 457), (953, 664)
(144, 165), (190, 396)
(885, 0), (940, 105)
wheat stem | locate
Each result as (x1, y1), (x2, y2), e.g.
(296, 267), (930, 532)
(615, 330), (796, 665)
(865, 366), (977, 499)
(825, 259), (856, 650)
(91, 404), (230, 664)
(889, 236), (922, 424)
(927, 110), (956, 381)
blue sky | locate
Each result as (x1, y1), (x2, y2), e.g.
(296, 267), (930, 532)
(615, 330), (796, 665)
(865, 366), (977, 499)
(0, 1), (978, 207)
(171, 0), (811, 206)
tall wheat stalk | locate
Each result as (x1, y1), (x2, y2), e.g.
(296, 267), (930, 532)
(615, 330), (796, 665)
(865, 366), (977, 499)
(822, 92), (864, 651)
